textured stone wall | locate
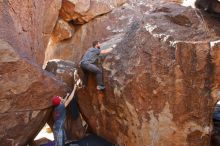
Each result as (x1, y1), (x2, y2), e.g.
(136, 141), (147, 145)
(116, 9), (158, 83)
(0, 0), (67, 145)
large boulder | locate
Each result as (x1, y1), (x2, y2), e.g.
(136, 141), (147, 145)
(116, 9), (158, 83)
(0, 0), (62, 65)
(51, 19), (73, 42)
(59, 0), (127, 24)
(75, 3), (220, 146)
(0, 0), (66, 145)
(0, 39), (67, 145)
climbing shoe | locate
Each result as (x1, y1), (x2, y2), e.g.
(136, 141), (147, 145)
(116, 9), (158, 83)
(97, 85), (105, 90)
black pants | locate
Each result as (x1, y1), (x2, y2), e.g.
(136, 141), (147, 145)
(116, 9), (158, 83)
(80, 62), (104, 86)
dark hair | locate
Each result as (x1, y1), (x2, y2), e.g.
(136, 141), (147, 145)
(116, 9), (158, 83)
(92, 41), (99, 47)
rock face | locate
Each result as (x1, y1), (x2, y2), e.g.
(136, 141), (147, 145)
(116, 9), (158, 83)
(75, 3), (220, 146)
(59, 0), (127, 24)
(0, 0), (62, 65)
(0, 0), (66, 145)
(0, 40), (67, 145)
(51, 19), (73, 42)
(2, 0), (219, 146)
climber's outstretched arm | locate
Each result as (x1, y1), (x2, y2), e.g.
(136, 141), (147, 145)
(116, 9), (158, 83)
(100, 44), (116, 54)
(64, 85), (77, 107)
(100, 47), (113, 54)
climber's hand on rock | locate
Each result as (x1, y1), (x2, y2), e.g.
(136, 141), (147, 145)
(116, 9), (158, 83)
(65, 93), (70, 99)
(112, 44), (117, 48)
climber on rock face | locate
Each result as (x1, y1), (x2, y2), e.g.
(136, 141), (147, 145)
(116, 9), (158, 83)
(80, 40), (115, 90)
(52, 79), (81, 146)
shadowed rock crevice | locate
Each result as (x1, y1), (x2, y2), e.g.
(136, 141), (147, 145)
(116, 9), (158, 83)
(195, 0), (220, 14)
